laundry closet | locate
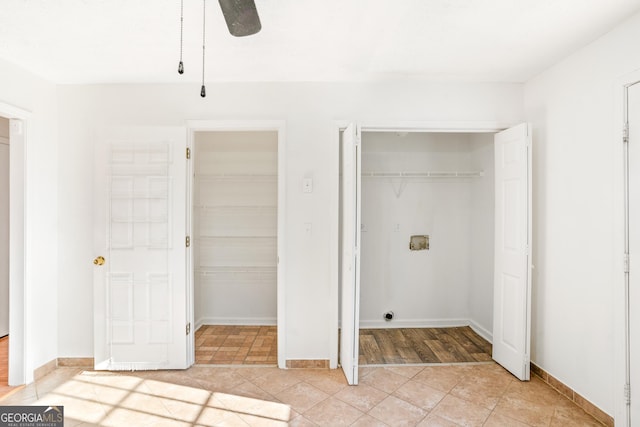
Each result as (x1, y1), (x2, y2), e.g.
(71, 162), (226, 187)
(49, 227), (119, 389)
(193, 131), (278, 337)
(358, 131), (495, 346)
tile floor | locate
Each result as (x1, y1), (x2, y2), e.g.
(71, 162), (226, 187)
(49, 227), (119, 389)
(195, 325), (277, 365)
(0, 362), (604, 426)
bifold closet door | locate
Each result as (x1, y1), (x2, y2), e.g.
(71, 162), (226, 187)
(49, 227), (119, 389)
(492, 123), (532, 381)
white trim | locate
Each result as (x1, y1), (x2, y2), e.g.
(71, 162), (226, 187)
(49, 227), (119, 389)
(196, 317), (277, 330)
(328, 122), (349, 369)
(186, 120), (287, 369)
(468, 319), (493, 344)
(615, 68), (640, 427)
(185, 128), (195, 367)
(0, 101), (31, 386)
(359, 318), (469, 329)
(359, 121), (510, 133)
(94, 361), (173, 371)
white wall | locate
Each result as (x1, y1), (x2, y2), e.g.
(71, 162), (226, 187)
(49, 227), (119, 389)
(524, 10), (640, 418)
(359, 132), (494, 336)
(468, 133), (495, 337)
(56, 81), (523, 361)
(359, 133), (472, 327)
(0, 57), (58, 381)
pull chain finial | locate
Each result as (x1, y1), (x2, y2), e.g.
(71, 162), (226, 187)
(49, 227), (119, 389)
(200, 0), (207, 97)
(178, 0), (184, 74)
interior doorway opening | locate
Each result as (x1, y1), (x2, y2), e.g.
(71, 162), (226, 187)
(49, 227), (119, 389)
(192, 130), (279, 365)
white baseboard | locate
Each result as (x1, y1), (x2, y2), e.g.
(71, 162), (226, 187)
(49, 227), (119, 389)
(468, 320), (493, 343)
(195, 317), (277, 331)
(94, 361), (172, 371)
(359, 318), (469, 329)
(358, 317), (493, 344)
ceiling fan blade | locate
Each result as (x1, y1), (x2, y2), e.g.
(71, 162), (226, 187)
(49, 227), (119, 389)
(218, 0), (262, 37)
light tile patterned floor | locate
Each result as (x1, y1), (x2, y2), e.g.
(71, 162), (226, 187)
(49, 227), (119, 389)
(0, 362), (605, 426)
(195, 325), (277, 365)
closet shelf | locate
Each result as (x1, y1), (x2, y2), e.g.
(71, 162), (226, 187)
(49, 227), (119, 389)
(196, 266), (276, 276)
(195, 205), (277, 213)
(197, 173), (277, 182)
(362, 171), (484, 179)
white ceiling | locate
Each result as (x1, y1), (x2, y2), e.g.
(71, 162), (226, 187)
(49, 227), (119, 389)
(0, 0), (639, 84)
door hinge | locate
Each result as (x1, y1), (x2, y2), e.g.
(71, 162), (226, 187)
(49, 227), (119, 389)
(625, 383), (631, 405)
(623, 123), (629, 144)
(186, 322), (191, 335)
(625, 253), (630, 273)
(186, 147), (191, 159)
(186, 236), (191, 247)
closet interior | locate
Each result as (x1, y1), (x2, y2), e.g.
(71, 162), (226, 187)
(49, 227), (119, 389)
(358, 131), (495, 365)
(193, 131), (278, 365)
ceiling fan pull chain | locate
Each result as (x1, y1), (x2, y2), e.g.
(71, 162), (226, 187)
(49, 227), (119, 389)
(178, 0), (184, 74)
(200, 0), (206, 97)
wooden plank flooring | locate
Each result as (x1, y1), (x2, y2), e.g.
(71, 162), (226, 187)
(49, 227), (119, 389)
(358, 326), (492, 365)
(0, 335), (19, 399)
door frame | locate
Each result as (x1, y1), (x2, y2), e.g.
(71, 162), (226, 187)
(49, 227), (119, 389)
(0, 100), (30, 385)
(186, 120), (287, 368)
(615, 69), (640, 427)
(331, 120), (515, 369)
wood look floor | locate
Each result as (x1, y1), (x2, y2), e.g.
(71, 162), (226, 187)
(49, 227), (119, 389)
(0, 335), (18, 399)
(359, 326), (492, 365)
(195, 325), (277, 365)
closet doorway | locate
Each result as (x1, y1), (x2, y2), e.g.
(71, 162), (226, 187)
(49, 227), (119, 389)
(190, 124), (285, 367)
(338, 122), (532, 385)
(357, 131), (494, 365)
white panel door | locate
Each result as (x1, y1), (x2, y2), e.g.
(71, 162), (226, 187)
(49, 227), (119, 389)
(628, 81), (640, 424)
(493, 123), (532, 381)
(93, 127), (188, 370)
(0, 140), (8, 337)
(340, 123), (361, 385)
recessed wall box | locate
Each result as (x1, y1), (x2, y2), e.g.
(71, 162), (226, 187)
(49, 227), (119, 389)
(409, 235), (429, 251)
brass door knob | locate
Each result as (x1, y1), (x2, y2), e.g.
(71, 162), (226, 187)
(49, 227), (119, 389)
(93, 256), (105, 266)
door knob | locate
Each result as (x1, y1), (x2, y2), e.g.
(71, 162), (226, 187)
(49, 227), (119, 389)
(93, 256), (105, 266)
